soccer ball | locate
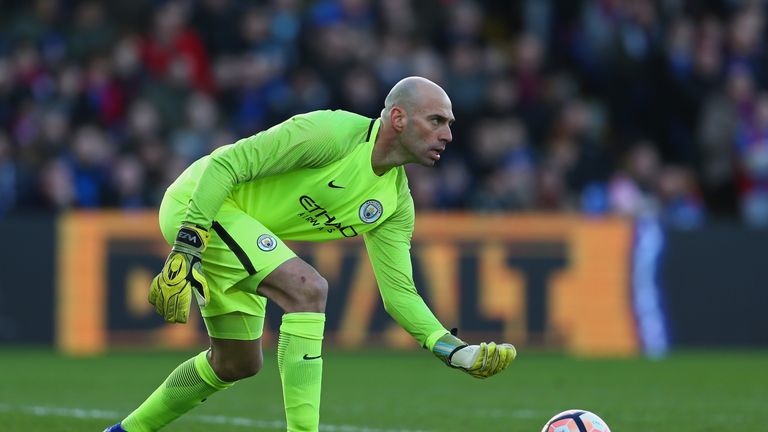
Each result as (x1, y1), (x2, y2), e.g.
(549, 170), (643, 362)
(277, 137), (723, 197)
(541, 409), (611, 432)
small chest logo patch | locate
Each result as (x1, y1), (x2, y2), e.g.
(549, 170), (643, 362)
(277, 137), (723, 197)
(257, 234), (277, 251)
(359, 200), (383, 224)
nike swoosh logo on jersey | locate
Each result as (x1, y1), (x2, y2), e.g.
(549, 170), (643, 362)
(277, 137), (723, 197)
(327, 180), (344, 189)
(303, 354), (322, 360)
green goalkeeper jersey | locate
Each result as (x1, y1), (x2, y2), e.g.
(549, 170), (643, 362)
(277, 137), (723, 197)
(166, 109), (447, 348)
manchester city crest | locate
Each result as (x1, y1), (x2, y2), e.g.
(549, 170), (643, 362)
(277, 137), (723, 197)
(359, 199), (383, 224)
(257, 234), (277, 251)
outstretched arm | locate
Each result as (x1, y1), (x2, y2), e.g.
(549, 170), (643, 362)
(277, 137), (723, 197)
(363, 175), (516, 378)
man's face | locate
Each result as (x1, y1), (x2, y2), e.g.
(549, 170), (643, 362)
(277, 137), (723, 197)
(401, 93), (455, 167)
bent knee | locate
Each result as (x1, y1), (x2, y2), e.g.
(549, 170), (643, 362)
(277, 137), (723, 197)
(309, 275), (328, 303)
(299, 273), (327, 312)
(259, 259), (329, 313)
(212, 356), (262, 382)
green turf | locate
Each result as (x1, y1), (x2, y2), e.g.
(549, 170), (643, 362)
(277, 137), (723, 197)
(0, 348), (765, 431)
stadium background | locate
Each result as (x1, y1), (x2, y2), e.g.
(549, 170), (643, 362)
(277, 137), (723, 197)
(1, 0), (767, 431)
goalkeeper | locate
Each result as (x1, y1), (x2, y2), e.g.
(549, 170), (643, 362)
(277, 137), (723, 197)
(104, 76), (516, 432)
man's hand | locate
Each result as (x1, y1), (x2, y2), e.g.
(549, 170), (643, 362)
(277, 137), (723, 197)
(148, 223), (210, 323)
(432, 330), (516, 379)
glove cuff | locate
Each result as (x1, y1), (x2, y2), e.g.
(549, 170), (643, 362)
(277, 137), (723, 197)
(172, 223), (209, 256)
(431, 331), (468, 366)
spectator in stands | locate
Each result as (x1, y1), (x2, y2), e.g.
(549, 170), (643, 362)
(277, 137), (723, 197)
(0, 0), (764, 229)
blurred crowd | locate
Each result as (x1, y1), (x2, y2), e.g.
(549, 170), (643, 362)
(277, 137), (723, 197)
(1, 0), (767, 227)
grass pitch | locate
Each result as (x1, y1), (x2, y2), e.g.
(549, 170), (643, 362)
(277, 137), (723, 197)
(0, 348), (764, 431)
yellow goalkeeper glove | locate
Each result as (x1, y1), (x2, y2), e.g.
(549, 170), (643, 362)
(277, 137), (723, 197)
(432, 329), (517, 379)
(148, 223), (210, 323)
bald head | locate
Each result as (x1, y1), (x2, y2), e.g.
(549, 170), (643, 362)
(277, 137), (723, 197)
(383, 76), (449, 115)
(373, 76), (454, 172)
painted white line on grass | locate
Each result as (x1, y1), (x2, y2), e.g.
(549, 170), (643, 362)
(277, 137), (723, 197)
(475, 408), (540, 419)
(0, 403), (430, 432)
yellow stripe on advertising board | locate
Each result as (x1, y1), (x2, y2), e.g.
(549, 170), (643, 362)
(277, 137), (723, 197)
(56, 211), (636, 356)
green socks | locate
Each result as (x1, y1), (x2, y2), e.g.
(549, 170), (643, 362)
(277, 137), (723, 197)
(277, 312), (326, 432)
(120, 313), (325, 432)
(121, 350), (233, 432)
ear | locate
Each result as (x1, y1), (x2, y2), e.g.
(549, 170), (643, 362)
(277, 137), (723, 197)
(389, 106), (407, 133)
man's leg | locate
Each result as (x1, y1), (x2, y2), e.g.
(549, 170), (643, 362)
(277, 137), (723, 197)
(119, 334), (263, 432)
(258, 258), (328, 432)
(112, 195), (277, 431)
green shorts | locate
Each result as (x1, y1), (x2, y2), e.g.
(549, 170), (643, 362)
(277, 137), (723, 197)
(158, 194), (297, 340)
(203, 312), (265, 340)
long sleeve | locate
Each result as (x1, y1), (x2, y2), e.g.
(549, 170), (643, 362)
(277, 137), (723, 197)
(363, 171), (448, 349)
(183, 110), (350, 227)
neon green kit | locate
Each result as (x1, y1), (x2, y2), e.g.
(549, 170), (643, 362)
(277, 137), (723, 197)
(160, 109), (448, 349)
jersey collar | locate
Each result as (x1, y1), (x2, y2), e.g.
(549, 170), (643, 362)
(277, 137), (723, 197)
(366, 118), (381, 144)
